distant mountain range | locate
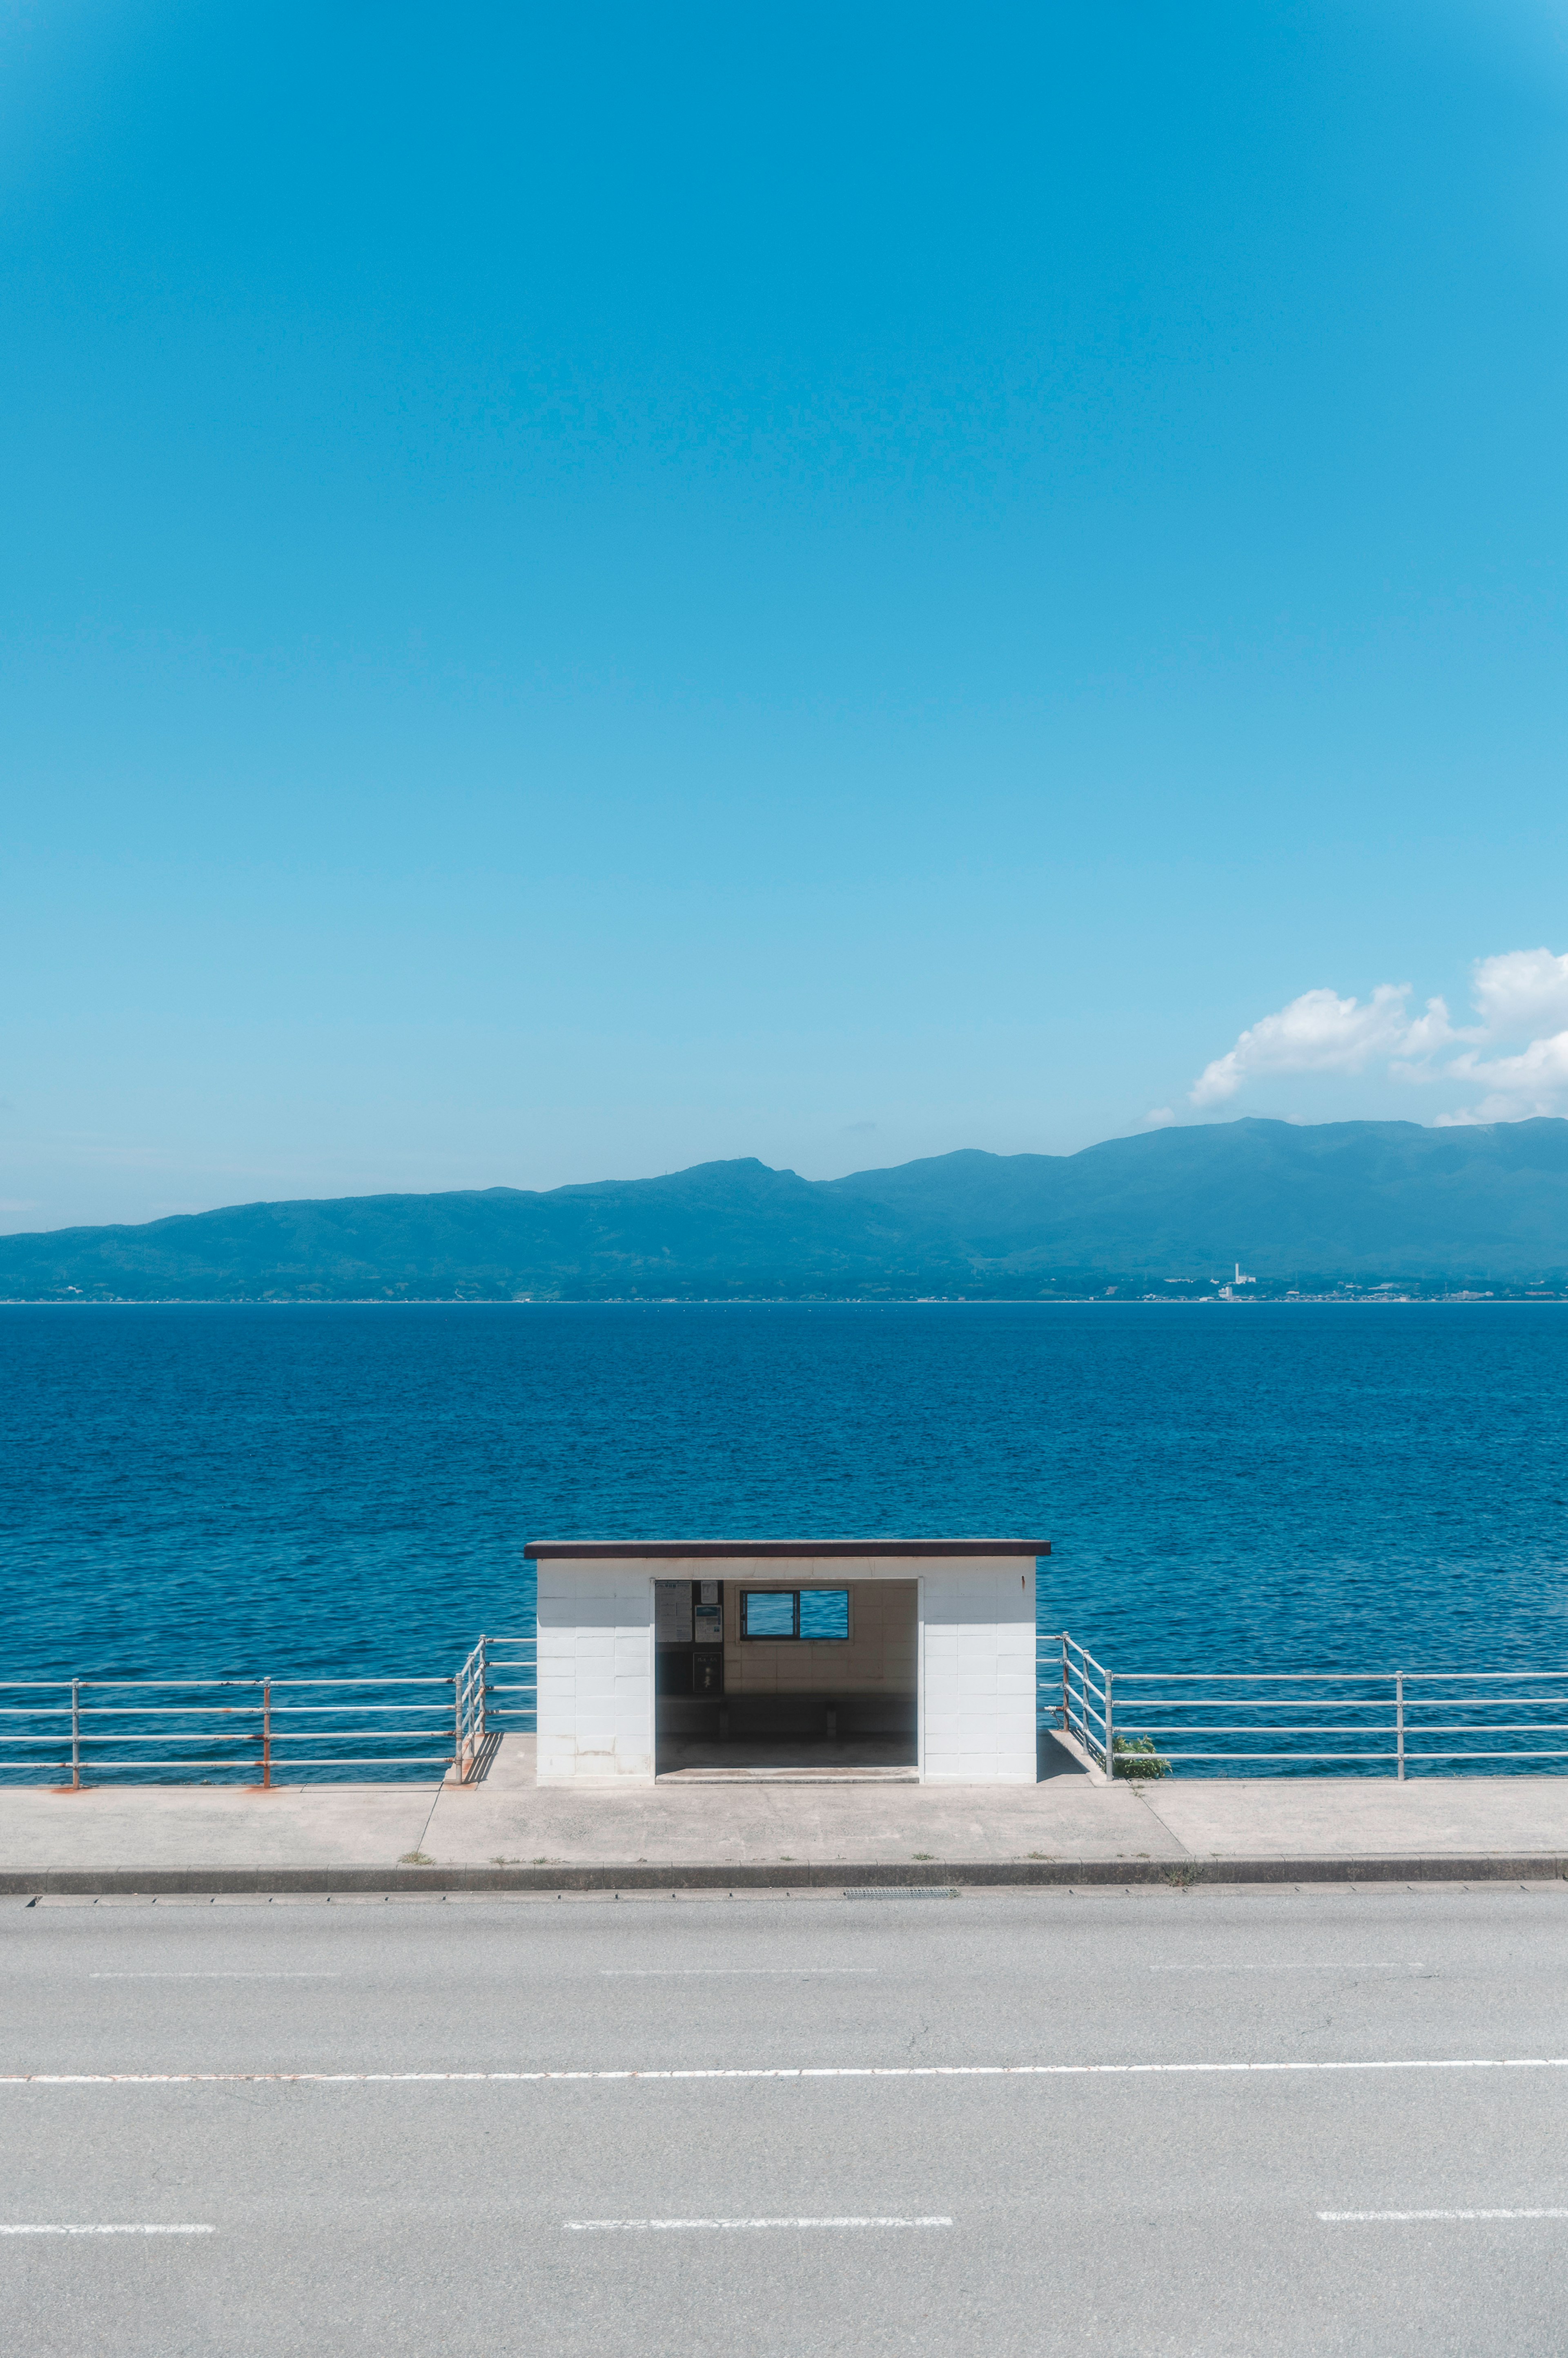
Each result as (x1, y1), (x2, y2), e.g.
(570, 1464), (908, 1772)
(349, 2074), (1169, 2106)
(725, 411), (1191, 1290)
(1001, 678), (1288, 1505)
(3, 1118), (1568, 1300)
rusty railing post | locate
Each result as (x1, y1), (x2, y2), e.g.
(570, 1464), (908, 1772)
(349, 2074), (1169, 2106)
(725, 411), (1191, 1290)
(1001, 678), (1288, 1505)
(261, 1679), (271, 1789)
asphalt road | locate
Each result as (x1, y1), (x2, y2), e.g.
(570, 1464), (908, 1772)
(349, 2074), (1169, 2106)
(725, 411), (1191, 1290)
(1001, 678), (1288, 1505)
(4, 1883), (1568, 2356)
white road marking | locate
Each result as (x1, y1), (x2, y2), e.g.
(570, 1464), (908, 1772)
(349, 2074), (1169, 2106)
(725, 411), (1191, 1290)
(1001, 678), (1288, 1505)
(90, 1973), (340, 1981)
(1320, 2209), (1568, 2222)
(1151, 1963), (1424, 1974)
(4, 2057), (1568, 2086)
(565, 2216), (951, 2231)
(599, 1969), (878, 1977)
(0, 2224), (214, 2236)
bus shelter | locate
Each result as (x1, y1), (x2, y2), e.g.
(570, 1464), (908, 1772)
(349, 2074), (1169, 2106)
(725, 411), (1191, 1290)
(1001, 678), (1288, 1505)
(526, 1538), (1049, 1786)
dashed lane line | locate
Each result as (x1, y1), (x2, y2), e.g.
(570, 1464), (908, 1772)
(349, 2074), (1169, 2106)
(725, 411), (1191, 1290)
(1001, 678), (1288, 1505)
(0, 2224), (214, 2235)
(1320, 2209), (1568, 2222)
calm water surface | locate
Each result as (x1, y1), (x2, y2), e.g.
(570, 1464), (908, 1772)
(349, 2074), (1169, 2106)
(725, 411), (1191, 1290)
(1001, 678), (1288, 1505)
(3, 1302), (1566, 1685)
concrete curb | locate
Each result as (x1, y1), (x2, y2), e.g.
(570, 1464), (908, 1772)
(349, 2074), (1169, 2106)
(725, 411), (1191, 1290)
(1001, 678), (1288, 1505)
(3, 1854), (1567, 1896)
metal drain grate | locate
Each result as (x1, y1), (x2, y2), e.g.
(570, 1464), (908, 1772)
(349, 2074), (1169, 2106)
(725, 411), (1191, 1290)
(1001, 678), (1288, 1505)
(842, 1886), (959, 1901)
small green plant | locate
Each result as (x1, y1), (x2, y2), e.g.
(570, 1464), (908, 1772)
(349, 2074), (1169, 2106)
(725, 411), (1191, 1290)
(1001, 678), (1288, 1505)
(1111, 1734), (1172, 1779)
(913, 1851), (936, 1861)
(399, 1850), (434, 1865)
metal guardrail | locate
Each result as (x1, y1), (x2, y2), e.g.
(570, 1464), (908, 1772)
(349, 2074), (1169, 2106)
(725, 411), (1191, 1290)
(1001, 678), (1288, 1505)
(1045, 1631), (1568, 1777)
(482, 1633), (538, 1735)
(11, 1626), (1561, 1782)
(0, 1634), (539, 1787)
(454, 1640), (487, 1786)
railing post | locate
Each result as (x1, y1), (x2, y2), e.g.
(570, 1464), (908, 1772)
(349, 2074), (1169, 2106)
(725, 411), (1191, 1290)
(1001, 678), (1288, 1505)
(1060, 1633), (1069, 1734)
(1395, 1669), (1404, 1781)
(1105, 1667), (1115, 1779)
(453, 1675), (464, 1786)
(261, 1680), (271, 1790)
(71, 1678), (80, 1791)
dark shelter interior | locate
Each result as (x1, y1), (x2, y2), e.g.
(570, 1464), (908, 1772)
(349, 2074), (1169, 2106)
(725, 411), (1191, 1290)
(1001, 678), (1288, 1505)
(653, 1576), (918, 1781)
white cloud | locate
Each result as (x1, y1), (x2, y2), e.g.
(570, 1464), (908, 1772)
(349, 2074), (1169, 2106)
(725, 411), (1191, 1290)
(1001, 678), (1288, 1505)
(1186, 948), (1568, 1126)
(1395, 998), (1458, 1061)
(1189, 985), (1448, 1107)
(1468, 947), (1568, 1041)
(1433, 1028), (1568, 1125)
(1145, 1106), (1176, 1128)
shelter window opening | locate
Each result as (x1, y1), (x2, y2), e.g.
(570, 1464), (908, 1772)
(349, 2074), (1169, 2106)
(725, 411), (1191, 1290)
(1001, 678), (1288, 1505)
(739, 1589), (851, 1641)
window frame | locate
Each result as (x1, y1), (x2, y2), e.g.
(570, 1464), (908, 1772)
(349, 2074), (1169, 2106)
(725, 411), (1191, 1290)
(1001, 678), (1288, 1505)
(738, 1586), (853, 1643)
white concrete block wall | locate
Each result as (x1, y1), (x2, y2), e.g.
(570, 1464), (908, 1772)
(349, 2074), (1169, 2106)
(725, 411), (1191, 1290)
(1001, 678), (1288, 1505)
(535, 1563), (655, 1784)
(919, 1558), (1037, 1783)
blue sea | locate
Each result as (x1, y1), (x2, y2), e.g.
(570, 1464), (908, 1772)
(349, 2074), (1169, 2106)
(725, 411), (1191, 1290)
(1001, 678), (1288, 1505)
(4, 1302), (1566, 1698)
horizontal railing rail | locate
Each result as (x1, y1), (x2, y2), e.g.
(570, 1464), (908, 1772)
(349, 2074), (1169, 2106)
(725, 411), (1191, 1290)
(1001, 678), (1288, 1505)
(0, 1627), (541, 1785)
(0, 1651), (523, 1787)
(1040, 1633), (1568, 1777)
(481, 1631), (538, 1732)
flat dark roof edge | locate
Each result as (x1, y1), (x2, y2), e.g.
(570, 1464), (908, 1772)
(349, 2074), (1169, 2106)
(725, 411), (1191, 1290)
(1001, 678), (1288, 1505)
(523, 1539), (1051, 1559)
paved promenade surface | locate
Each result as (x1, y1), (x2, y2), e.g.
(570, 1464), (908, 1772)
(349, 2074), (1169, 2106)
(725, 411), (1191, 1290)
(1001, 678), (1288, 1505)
(2, 1736), (1567, 1877)
(5, 1881), (1568, 2356)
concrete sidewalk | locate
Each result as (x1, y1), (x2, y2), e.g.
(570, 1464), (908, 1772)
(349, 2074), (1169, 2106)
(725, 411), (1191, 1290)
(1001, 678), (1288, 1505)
(2, 1734), (1568, 1890)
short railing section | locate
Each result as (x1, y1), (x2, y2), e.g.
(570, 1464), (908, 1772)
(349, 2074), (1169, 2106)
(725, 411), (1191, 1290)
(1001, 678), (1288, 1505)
(481, 1633), (539, 1738)
(1047, 1632), (1568, 1778)
(0, 1634), (538, 1788)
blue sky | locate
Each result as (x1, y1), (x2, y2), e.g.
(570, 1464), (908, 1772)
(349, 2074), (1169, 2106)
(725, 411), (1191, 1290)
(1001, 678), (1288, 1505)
(5, 1), (1568, 1228)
